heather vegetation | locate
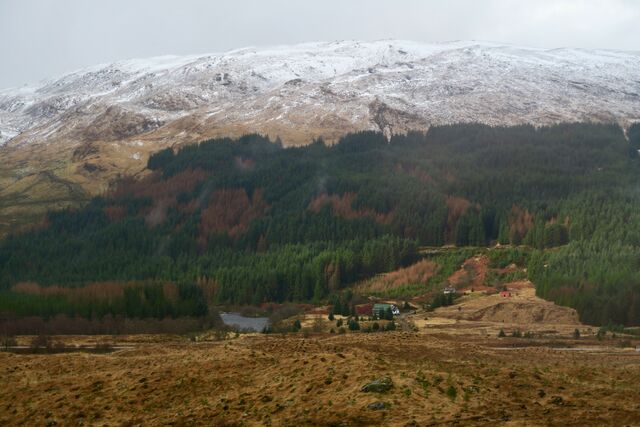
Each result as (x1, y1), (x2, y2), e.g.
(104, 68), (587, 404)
(0, 123), (639, 328)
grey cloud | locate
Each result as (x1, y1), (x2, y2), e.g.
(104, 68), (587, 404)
(1, 0), (638, 89)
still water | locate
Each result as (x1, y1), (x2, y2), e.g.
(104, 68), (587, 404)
(220, 312), (269, 332)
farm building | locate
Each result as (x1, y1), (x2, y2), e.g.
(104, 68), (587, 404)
(372, 303), (399, 318)
(355, 303), (374, 316)
(500, 291), (512, 297)
(443, 286), (457, 295)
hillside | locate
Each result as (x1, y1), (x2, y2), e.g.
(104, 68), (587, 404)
(431, 282), (579, 325)
(1, 40), (639, 235)
(1, 123), (640, 328)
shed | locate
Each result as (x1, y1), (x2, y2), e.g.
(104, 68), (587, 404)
(372, 303), (399, 318)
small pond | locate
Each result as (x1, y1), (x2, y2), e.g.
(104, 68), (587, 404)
(220, 312), (269, 332)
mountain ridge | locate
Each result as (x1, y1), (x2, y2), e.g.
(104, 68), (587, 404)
(2, 39), (639, 147)
(0, 39), (639, 234)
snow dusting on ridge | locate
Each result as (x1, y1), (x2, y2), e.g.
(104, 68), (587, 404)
(0, 39), (639, 148)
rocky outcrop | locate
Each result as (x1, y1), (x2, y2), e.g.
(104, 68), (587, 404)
(361, 377), (394, 393)
(83, 105), (164, 142)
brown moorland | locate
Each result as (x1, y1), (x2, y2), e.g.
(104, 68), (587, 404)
(1, 319), (638, 426)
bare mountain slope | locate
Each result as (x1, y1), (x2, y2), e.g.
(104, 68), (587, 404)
(0, 40), (639, 234)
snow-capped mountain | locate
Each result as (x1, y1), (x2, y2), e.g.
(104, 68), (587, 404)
(0, 40), (638, 232)
(2, 40), (639, 149)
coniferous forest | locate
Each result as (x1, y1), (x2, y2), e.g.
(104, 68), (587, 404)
(1, 122), (640, 329)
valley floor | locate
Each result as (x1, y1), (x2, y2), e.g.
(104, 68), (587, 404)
(1, 320), (639, 426)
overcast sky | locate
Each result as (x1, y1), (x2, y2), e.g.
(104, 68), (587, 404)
(1, 0), (638, 89)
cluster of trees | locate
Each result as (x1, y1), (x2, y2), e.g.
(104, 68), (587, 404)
(429, 292), (456, 310)
(340, 318), (396, 333)
(0, 123), (639, 326)
(209, 236), (416, 304)
(527, 192), (640, 326)
(0, 314), (219, 336)
(0, 282), (208, 320)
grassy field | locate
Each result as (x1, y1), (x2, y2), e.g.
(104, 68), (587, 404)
(1, 288), (639, 426)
